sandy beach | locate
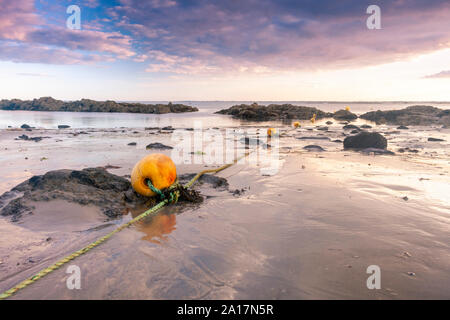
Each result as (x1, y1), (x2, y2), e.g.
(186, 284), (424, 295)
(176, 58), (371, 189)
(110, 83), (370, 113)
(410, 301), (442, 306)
(0, 108), (449, 299)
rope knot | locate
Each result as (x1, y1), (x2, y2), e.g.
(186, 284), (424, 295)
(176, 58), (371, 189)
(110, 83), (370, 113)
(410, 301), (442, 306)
(147, 179), (179, 204)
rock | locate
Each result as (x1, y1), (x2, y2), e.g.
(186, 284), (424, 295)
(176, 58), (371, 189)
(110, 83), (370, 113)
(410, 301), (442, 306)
(0, 97), (198, 114)
(326, 121), (333, 125)
(127, 142), (137, 146)
(146, 143), (173, 150)
(317, 126), (328, 131)
(360, 148), (395, 155)
(398, 147), (419, 153)
(216, 103), (333, 121)
(0, 168), (215, 221)
(428, 137), (445, 142)
(333, 109), (358, 121)
(15, 134), (48, 142)
(303, 145), (326, 152)
(397, 125), (409, 130)
(360, 124), (372, 129)
(296, 136), (330, 141)
(0, 168), (141, 219)
(332, 139), (343, 143)
(360, 105), (450, 126)
(20, 124), (31, 129)
(344, 132), (387, 150)
(179, 173), (229, 190)
(58, 125), (70, 129)
(103, 165), (121, 169)
(161, 126), (174, 131)
(350, 129), (360, 134)
(343, 124), (360, 130)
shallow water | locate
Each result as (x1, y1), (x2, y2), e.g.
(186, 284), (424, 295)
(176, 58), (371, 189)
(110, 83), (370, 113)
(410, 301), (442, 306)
(2, 101), (450, 129)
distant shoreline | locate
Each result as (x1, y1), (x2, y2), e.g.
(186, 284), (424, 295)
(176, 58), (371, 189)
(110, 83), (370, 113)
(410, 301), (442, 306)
(0, 97), (199, 114)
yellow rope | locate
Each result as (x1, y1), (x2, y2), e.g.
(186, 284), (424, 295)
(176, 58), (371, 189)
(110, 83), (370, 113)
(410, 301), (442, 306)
(0, 155), (249, 300)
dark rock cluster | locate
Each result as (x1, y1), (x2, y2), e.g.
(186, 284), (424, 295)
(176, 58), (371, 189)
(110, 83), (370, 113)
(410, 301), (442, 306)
(333, 109), (358, 121)
(360, 105), (450, 126)
(0, 168), (230, 221)
(216, 103), (333, 121)
(0, 168), (144, 220)
(344, 132), (388, 150)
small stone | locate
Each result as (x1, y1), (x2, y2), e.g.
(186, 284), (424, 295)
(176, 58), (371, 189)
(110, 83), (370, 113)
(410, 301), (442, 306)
(303, 145), (325, 152)
(428, 137), (445, 142)
(407, 272), (416, 276)
(146, 142), (173, 150)
(402, 196), (409, 201)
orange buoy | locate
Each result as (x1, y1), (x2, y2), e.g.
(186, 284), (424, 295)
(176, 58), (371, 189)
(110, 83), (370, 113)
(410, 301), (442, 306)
(293, 121), (300, 128)
(345, 106), (350, 111)
(310, 114), (316, 123)
(267, 128), (276, 137)
(131, 153), (177, 197)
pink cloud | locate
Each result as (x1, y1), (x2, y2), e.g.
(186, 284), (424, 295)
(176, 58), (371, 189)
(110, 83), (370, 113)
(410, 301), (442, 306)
(0, 0), (136, 64)
(26, 27), (136, 58)
(0, 41), (110, 64)
(114, 0), (450, 75)
(0, 0), (41, 41)
(424, 70), (450, 78)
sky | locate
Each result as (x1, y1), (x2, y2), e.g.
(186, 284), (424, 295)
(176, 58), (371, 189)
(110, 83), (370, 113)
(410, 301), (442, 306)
(0, 0), (450, 101)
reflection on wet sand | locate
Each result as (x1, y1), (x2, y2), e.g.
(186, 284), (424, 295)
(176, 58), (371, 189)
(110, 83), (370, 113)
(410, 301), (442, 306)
(133, 212), (177, 244)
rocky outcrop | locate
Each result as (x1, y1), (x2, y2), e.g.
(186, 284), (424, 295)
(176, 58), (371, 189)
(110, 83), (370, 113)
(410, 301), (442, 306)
(0, 168), (222, 221)
(333, 109), (358, 121)
(216, 103), (333, 121)
(0, 168), (143, 220)
(343, 132), (387, 150)
(360, 105), (450, 126)
(146, 142), (173, 150)
(0, 97), (198, 114)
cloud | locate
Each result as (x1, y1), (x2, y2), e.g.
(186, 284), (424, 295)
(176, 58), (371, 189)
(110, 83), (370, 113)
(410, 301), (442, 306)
(83, 0), (100, 8)
(16, 72), (53, 77)
(1, 0), (450, 75)
(0, 41), (110, 64)
(0, 0), (136, 64)
(424, 70), (450, 78)
(111, 0), (450, 74)
(0, 0), (41, 41)
(26, 27), (136, 58)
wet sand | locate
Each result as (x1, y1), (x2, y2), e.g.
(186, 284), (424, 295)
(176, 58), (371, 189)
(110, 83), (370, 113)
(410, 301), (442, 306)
(0, 119), (449, 299)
